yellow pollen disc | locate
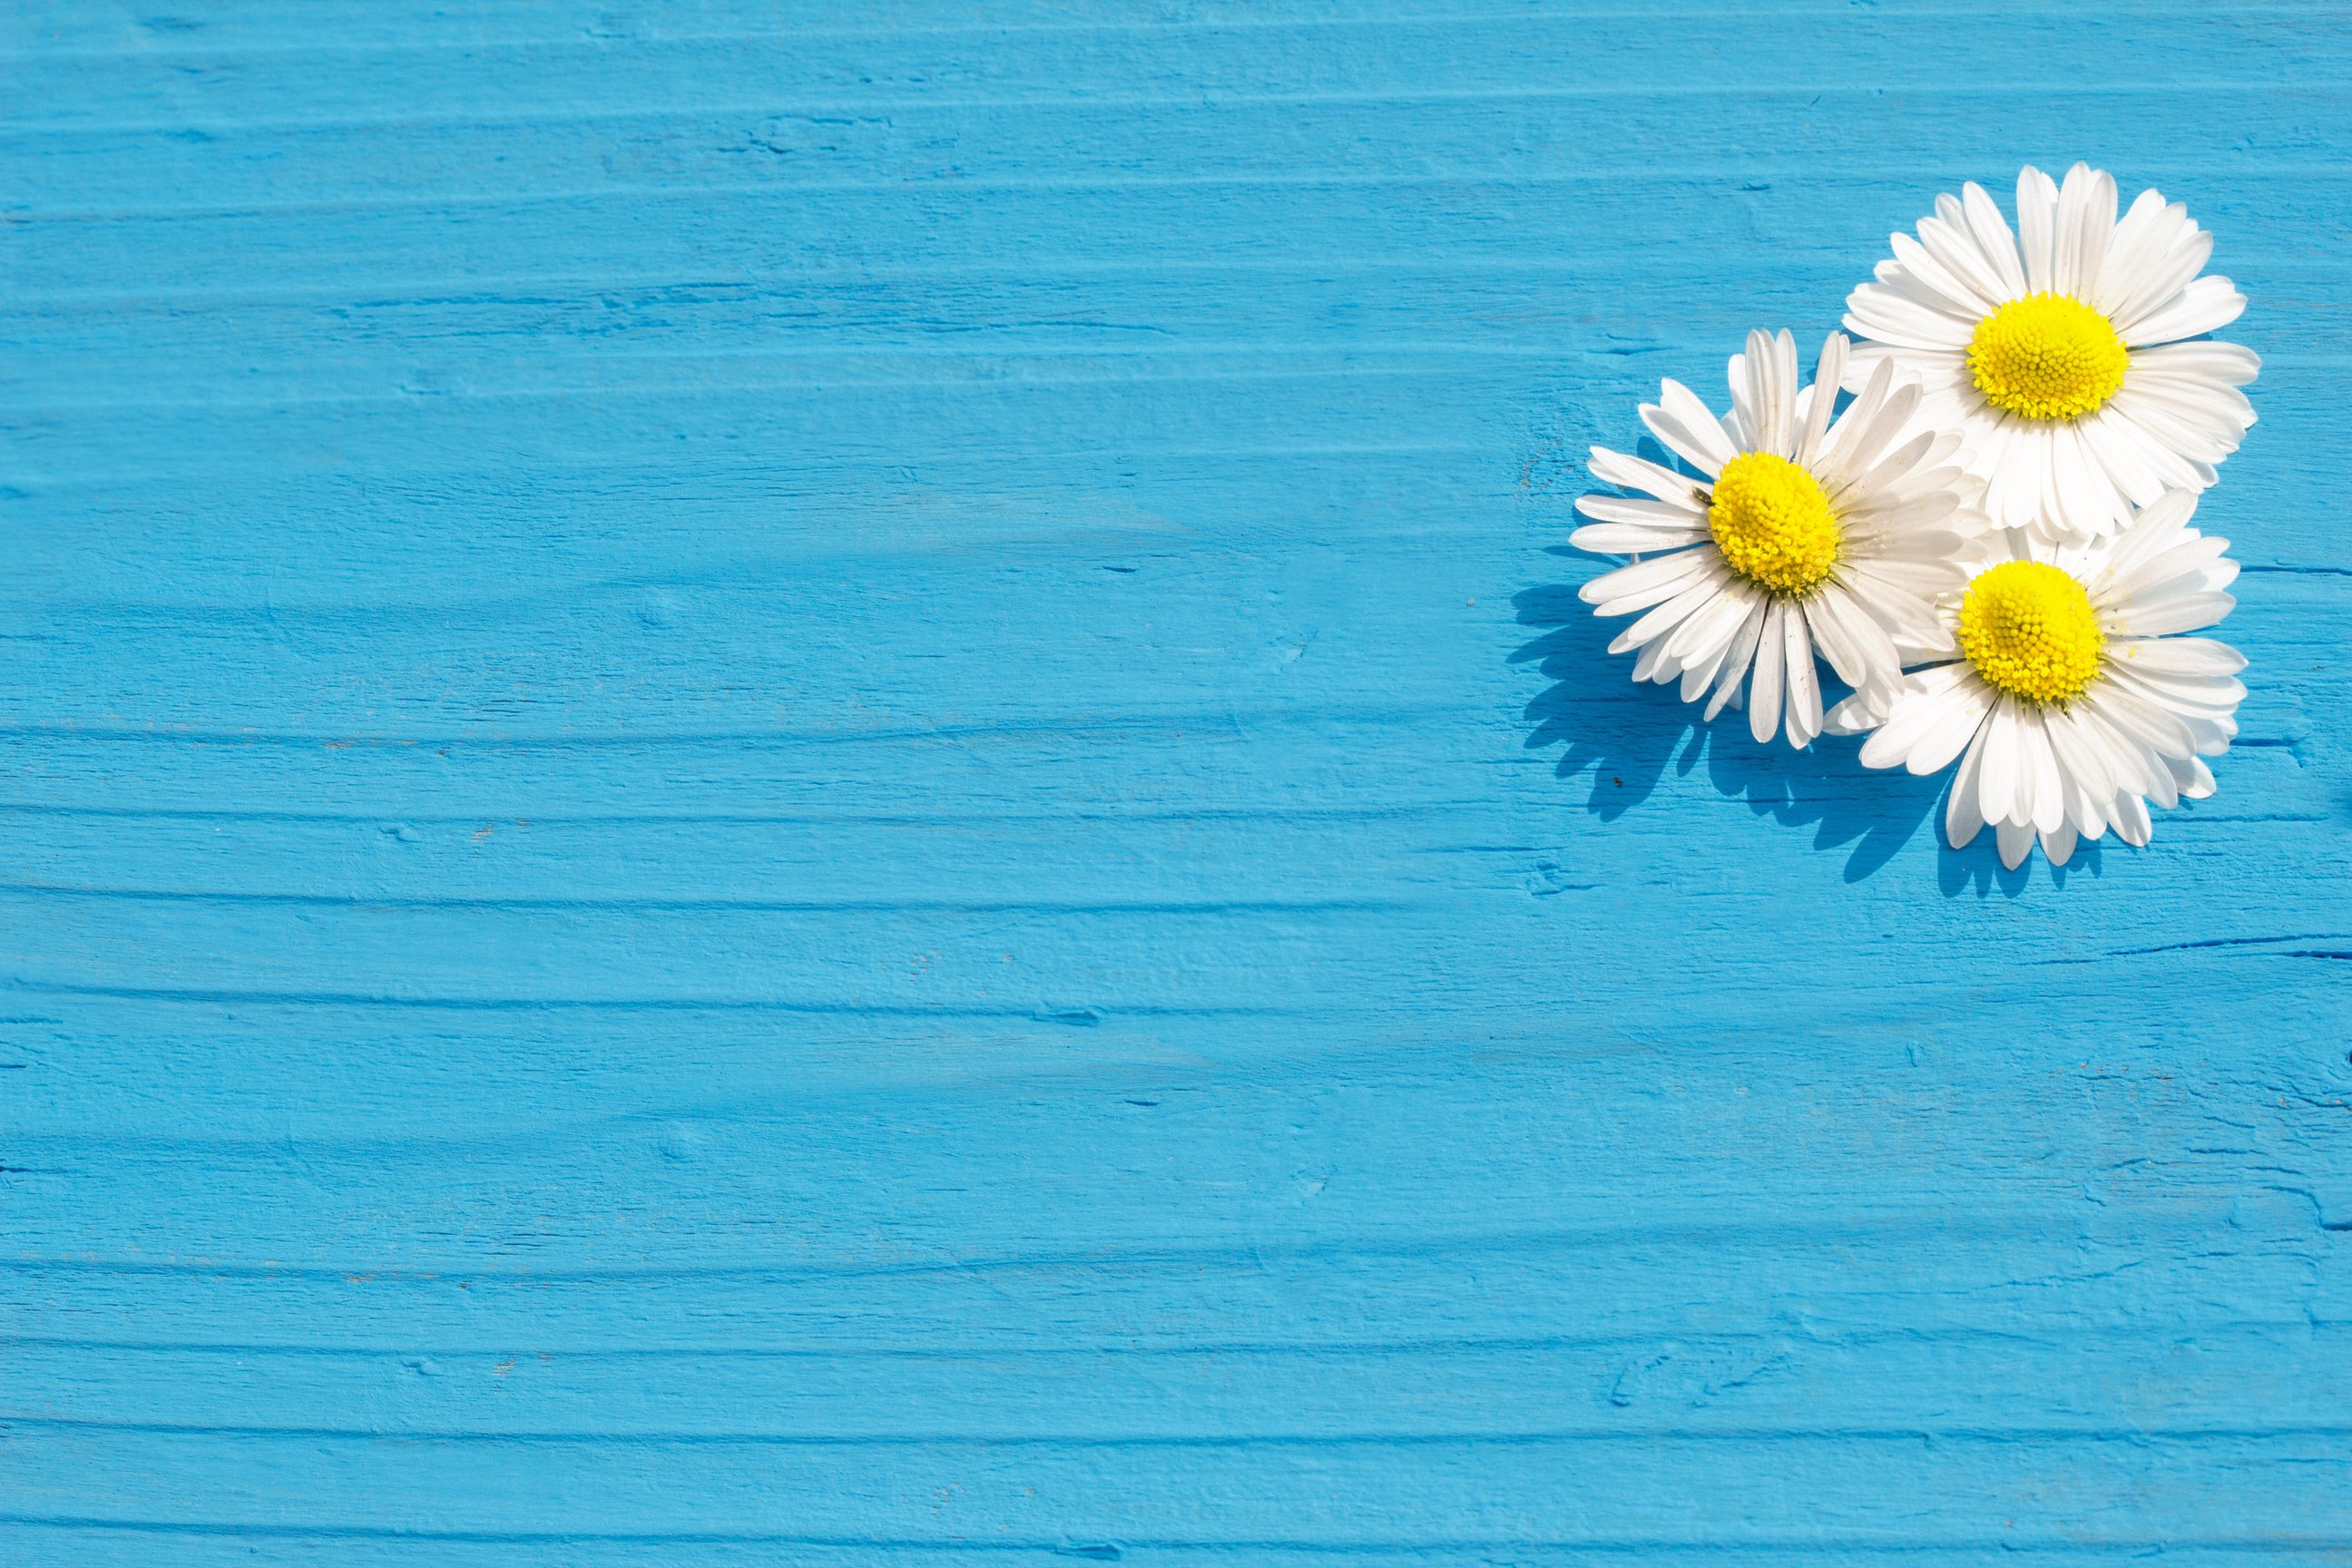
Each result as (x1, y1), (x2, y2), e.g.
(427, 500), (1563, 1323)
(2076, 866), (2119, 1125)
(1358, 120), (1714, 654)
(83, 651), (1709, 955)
(1707, 451), (1840, 597)
(1966, 292), (2129, 422)
(1956, 561), (2103, 705)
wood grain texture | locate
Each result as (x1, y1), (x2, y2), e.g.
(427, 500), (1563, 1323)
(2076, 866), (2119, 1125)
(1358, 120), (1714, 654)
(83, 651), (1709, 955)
(4, 2), (2349, 1562)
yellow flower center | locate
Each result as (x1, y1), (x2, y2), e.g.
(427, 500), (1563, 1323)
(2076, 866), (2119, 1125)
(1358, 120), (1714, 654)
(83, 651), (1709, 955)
(1956, 561), (2103, 705)
(1966, 292), (2129, 422)
(1707, 451), (1840, 597)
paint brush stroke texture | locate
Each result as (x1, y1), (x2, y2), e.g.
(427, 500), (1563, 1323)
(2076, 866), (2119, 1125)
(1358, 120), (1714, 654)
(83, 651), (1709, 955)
(1, 2), (2348, 1562)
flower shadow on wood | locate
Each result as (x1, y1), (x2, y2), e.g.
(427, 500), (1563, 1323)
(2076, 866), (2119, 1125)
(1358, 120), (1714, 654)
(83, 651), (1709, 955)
(1513, 560), (2090, 889)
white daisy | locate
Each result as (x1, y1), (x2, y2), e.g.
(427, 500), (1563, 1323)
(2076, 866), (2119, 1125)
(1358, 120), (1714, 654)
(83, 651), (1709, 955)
(1843, 162), (2259, 544)
(1573, 329), (1983, 748)
(1826, 490), (2244, 869)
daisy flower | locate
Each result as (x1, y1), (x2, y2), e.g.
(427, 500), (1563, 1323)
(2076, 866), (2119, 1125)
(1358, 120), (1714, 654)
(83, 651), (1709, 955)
(1573, 328), (1982, 748)
(1842, 162), (2259, 544)
(1826, 490), (2243, 869)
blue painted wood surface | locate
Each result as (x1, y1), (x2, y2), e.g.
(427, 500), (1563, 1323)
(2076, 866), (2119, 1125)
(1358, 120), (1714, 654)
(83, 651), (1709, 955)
(5, 3), (2350, 1561)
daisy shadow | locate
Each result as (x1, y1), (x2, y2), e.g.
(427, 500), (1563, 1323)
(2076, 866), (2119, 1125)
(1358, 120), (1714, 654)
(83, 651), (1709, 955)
(1936, 830), (2104, 897)
(1512, 575), (1691, 820)
(1514, 572), (1933, 877)
(1692, 727), (1943, 882)
(1700, 729), (2112, 890)
(1515, 564), (1959, 882)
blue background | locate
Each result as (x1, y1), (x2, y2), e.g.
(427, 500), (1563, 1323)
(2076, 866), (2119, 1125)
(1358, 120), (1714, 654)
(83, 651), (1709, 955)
(5, 2), (2349, 1561)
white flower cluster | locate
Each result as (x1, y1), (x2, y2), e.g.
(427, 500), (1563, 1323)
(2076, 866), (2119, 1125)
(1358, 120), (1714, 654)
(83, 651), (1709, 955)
(1572, 163), (2258, 869)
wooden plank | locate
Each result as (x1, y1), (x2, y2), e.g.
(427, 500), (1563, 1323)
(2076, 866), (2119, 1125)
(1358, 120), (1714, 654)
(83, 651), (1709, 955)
(3, 0), (2348, 1558)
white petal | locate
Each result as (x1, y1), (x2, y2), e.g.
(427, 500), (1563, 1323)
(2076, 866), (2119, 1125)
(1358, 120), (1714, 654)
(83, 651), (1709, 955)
(2092, 532), (2231, 615)
(1822, 372), (1922, 487)
(2129, 338), (2259, 388)
(1572, 523), (1711, 554)
(2106, 589), (2235, 638)
(2092, 189), (2190, 320)
(2114, 228), (2215, 327)
(1844, 478), (1964, 532)
(2104, 196), (2197, 300)
(1961, 181), (2029, 299)
(1908, 213), (2011, 317)
(1812, 582), (1904, 697)
(1825, 688), (1887, 737)
(2048, 423), (2129, 541)
(1946, 722), (1990, 849)
(2119, 274), (2246, 348)
(1580, 548), (1713, 612)
(1801, 585), (1866, 692)
(1741, 328), (1799, 459)
(2070, 424), (2132, 533)
(1909, 673), (1996, 776)
(1724, 349), (1759, 452)
(2064, 769), (2110, 842)
(1796, 333), (1847, 469)
(1589, 446), (1710, 508)
(1666, 581), (1757, 672)
(1749, 600), (1788, 745)
(1833, 426), (1939, 513)
(1609, 571), (1733, 655)
(1575, 492), (1705, 527)
(1642, 379), (1741, 478)
(1782, 602), (1822, 748)
(2111, 635), (2246, 678)
(2052, 162), (2117, 301)
(2116, 366), (2255, 434)
(2091, 487), (2198, 578)
(2076, 408), (2180, 506)
(2070, 701), (2165, 800)
(1841, 550), (1971, 593)
(1976, 699), (2022, 826)
(2106, 381), (2252, 463)
(2018, 708), (2067, 834)
(1859, 666), (1989, 773)
(1704, 596), (1770, 721)
(1631, 634), (1677, 685)
(1872, 258), (1999, 330)
(1843, 284), (1977, 350)
(1889, 232), (1998, 316)
(1984, 421), (2054, 531)
(2082, 684), (2195, 763)
(2105, 661), (2246, 720)
(2043, 706), (2116, 807)
(2015, 165), (2061, 295)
